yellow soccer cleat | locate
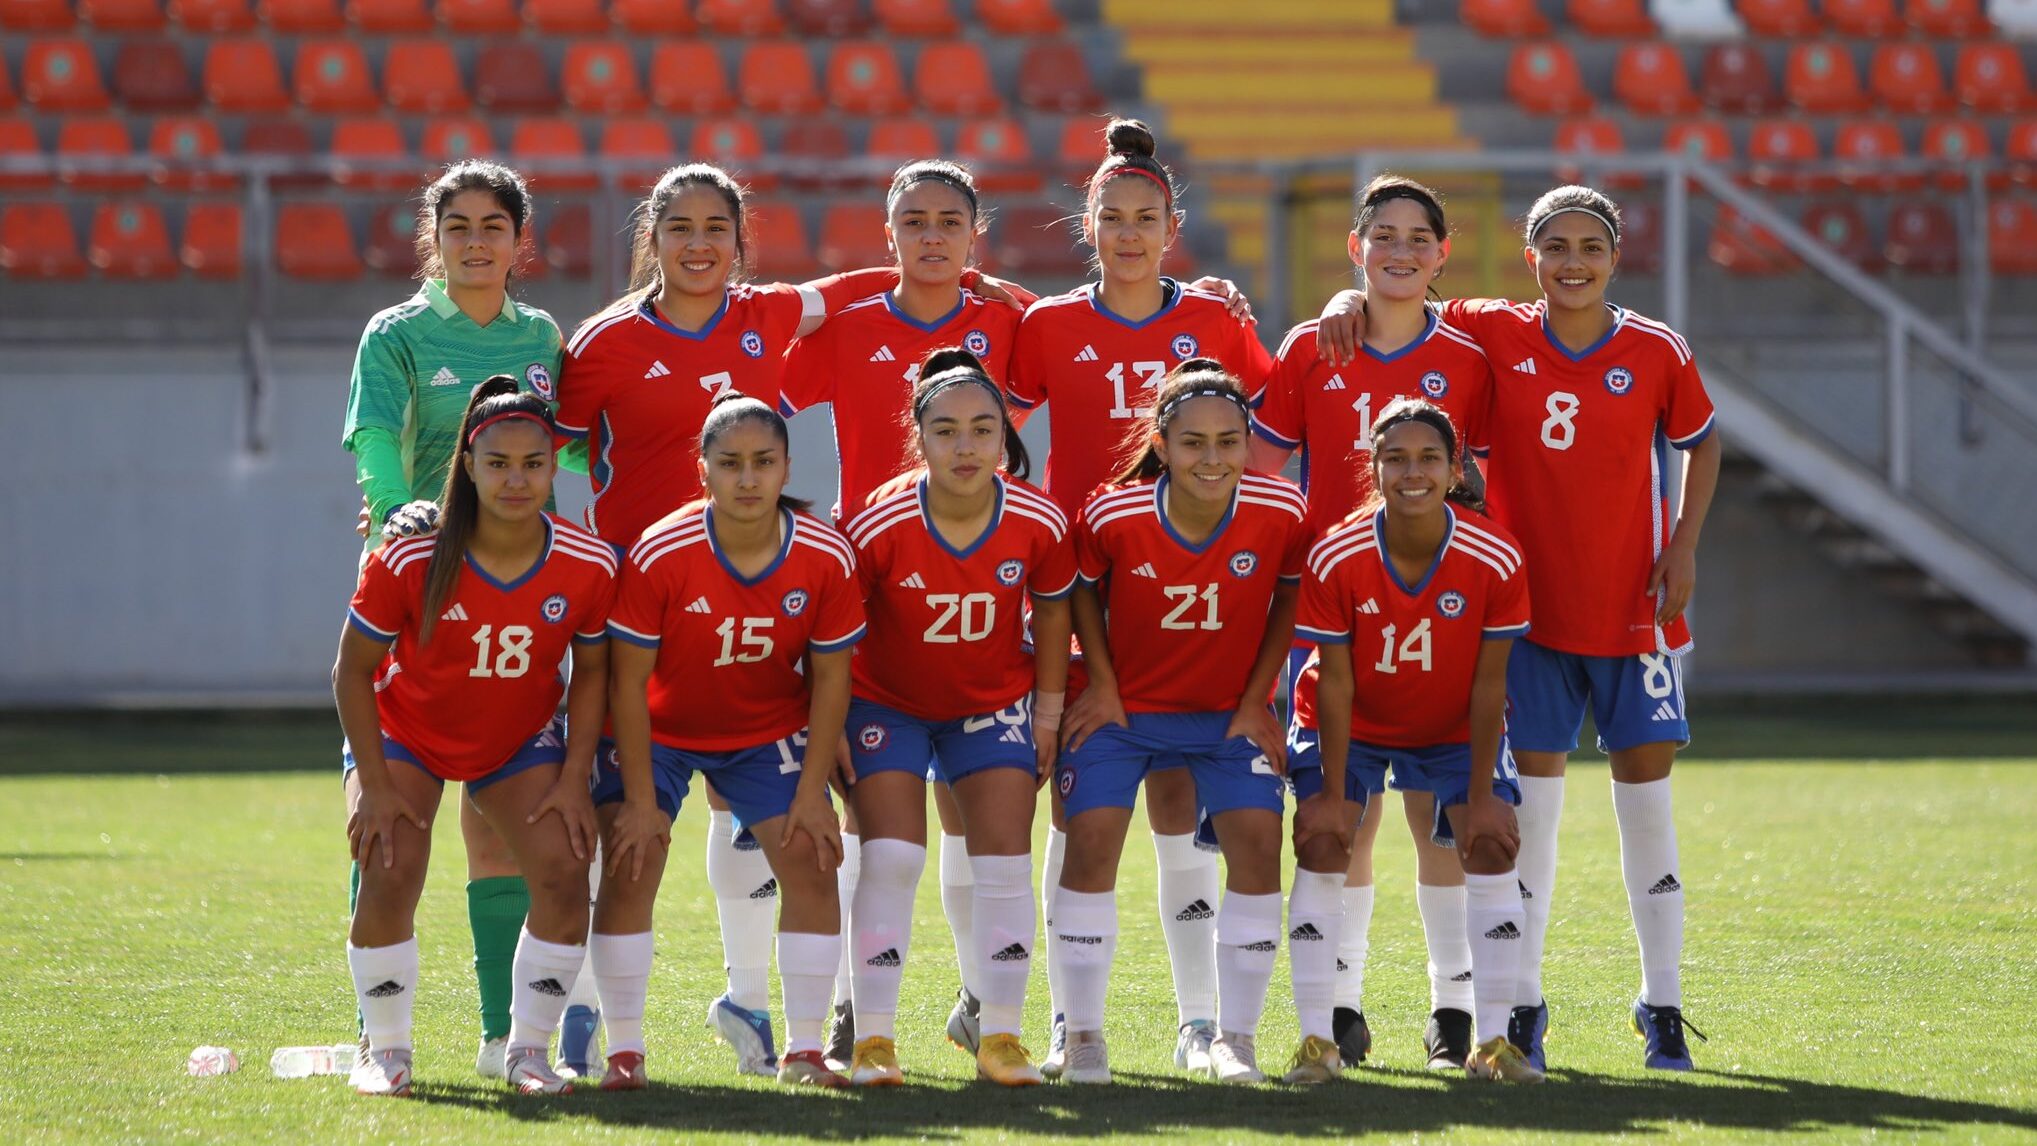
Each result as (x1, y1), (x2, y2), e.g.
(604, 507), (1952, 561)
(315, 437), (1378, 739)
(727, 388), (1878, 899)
(976, 1032), (1043, 1087)
(1282, 1034), (1343, 1085)
(1467, 1036), (1546, 1084)
(848, 1036), (905, 1087)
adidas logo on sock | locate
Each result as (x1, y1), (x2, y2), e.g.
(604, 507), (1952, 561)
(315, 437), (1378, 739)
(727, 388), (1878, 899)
(1289, 923), (1325, 942)
(1335, 958), (1349, 972)
(1243, 939), (1278, 953)
(440, 603), (469, 621)
(990, 943), (1030, 962)
(686, 595), (712, 614)
(1074, 344), (1099, 363)
(1450, 971), (1474, 982)
(529, 977), (568, 997)
(897, 572), (926, 589)
(869, 345), (896, 363)
(1322, 373), (1346, 391)
(1132, 562), (1157, 579)
(1518, 880), (1533, 901)
(1175, 899), (1214, 922)
(1484, 921), (1521, 941)
(749, 878), (778, 900)
(643, 360), (670, 380)
(1057, 934), (1103, 946)
(865, 948), (902, 967)
(365, 980), (406, 998)
(999, 725), (1028, 744)
(1651, 700), (1680, 721)
(1649, 873), (1682, 895)
(1513, 358), (1537, 375)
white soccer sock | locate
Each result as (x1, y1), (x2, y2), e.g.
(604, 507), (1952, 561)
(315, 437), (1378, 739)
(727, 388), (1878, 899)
(1335, 884), (1375, 1010)
(971, 853), (1035, 1036)
(1153, 831), (1219, 1025)
(1287, 870), (1346, 1042)
(1054, 888), (1117, 1032)
(1214, 891), (1282, 1039)
(1416, 882), (1475, 1013)
(706, 810), (776, 1012)
(348, 937), (419, 1052)
(778, 931), (842, 1055)
(1514, 774), (1565, 1005)
(1042, 826), (1067, 1021)
(566, 856), (602, 1012)
(938, 832), (977, 997)
(589, 931), (653, 1055)
(832, 831), (861, 1008)
(1464, 871), (1526, 1045)
(508, 928), (586, 1051)
(1613, 778), (1684, 1008)
(849, 838), (925, 1042)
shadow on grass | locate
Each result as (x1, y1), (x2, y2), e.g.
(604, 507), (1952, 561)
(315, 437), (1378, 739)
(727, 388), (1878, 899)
(405, 1068), (2037, 1140)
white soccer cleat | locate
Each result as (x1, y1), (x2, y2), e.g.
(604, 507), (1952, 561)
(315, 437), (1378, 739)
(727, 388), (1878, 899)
(706, 993), (779, 1077)
(1208, 1032), (1265, 1084)
(1040, 1013), (1068, 1080)
(475, 1036), (508, 1080)
(1061, 1029), (1111, 1085)
(353, 1048), (413, 1097)
(1174, 1019), (1217, 1074)
(505, 1046), (573, 1095)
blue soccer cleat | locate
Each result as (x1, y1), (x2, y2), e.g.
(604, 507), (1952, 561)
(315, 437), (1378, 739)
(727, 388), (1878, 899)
(1508, 1000), (1549, 1073)
(559, 1004), (600, 1077)
(706, 993), (779, 1077)
(1631, 998), (1706, 1071)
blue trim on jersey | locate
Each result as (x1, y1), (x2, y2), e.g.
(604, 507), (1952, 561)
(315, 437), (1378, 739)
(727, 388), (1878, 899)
(1249, 417), (1300, 450)
(920, 475), (1006, 561)
(810, 624), (867, 655)
(1032, 578), (1077, 602)
(465, 518), (554, 593)
(1085, 278), (1182, 331)
(347, 609), (398, 642)
(1153, 474), (1237, 555)
(1376, 505), (1455, 597)
(1296, 624), (1350, 645)
(557, 425), (589, 441)
(607, 620), (661, 648)
(591, 412), (615, 489)
(777, 397), (799, 417)
(640, 291), (730, 342)
(572, 631), (609, 646)
(705, 506), (795, 587)
(1541, 303), (1626, 363)
(1484, 623), (1531, 640)
(1669, 413), (1716, 450)
(1360, 309), (1437, 364)
(883, 290), (967, 333)
(1007, 392), (1039, 410)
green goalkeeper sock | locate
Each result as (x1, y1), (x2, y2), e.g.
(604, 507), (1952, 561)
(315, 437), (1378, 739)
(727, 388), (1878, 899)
(468, 876), (530, 1042)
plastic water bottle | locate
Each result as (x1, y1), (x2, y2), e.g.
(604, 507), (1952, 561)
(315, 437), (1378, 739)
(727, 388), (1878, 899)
(186, 1046), (239, 1076)
(269, 1044), (355, 1079)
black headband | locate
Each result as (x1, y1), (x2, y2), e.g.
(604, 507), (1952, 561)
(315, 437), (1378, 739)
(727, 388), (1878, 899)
(894, 169), (979, 216)
(1156, 386), (1249, 429)
(913, 367), (1004, 421)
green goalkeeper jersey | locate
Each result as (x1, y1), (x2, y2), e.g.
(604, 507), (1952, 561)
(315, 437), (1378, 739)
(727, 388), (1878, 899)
(342, 279), (566, 525)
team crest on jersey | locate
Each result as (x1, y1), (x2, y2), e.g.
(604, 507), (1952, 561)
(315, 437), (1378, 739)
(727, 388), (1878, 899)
(1603, 366), (1634, 395)
(1420, 370), (1449, 398)
(781, 588), (810, 617)
(995, 559), (1025, 587)
(1437, 590), (1467, 619)
(857, 723), (889, 752)
(964, 329), (991, 356)
(525, 363), (554, 400)
(740, 330), (765, 359)
(1171, 333), (1200, 359)
(1228, 550), (1259, 578)
(540, 594), (569, 623)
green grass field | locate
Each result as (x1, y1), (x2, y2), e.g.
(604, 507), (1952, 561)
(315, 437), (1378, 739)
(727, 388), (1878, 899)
(2, 701), (2034, 1144)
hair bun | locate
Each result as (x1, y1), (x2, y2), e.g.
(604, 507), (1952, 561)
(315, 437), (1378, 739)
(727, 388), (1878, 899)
(709, 388), (761, 409)
(918, 347), (987, 379)
(1104, 118), (1156, 160)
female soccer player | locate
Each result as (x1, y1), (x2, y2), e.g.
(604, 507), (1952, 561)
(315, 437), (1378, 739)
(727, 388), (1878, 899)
(1007, 120), (1274, 1078)
(341, 160), (569, 1080)
(837, 350), (1075, 1087)
(1286, 398), (1539, 1084)
(593, 393), (864, 1090)
(1050, 361), (1312, 1085)
(335, 378), (616, 1097)
(1315, 185), (1722, 1072)
(1248, 175), (1496, 1072)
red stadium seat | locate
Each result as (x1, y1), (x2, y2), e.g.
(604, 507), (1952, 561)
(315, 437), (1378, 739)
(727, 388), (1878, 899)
(169, 0), (253, 29)
(1870, 44), (1952, 115)
(1785, 43), (1867, 114)
(2007, 121), (2037, 185)
(1802, 201), (1876, 270)
(541, 201), (589, 277)
(1569, 0), (1654, 35)
(690, 117), (768, 187)
(259, 0), (341, 30)
(148, 115), (232, 190)
(1986, 197), (2037, 273)
(747, 201), (818, 279)
(346, 0), (431, 32)
(652, 43), (733, 113)
(475, 42), (559, 113)
(876, 0), (957, 35)
(1700, 42), (1777, 114)
(1614, 196), (1662, 274)
(739, 42), (822, 114)
(1825, 0), (1902, 35)
(1461, 0), (1551, 35)
(421, 117), (495, 164)
(89, 201), (177, 277)
(1834, 119), (1919, 192)
(203, 38), (287, 112)
(1, 202), (86, 276)
(790, 0), (865, 34)
(363, 200), (421, 276)
(1709, 206), (1800, 274)
(1057, 115), (1109, 182)
(916, 40), (1002, 116)
(82, 0), (166, 30)
(1884, 201), (1957, 273)
(294, 40), (378, 113)
(276, 202), (360, 278)
(599, 116), (675, 192)
(698, 0), (783, 34)
(781, 119), (851, 189)
(1955, 45), (2035, 112)
(868, 117), (941, 167)
(979, 0), (1060, 32)
(437, 0), (516, 31)
(114, 38), (198, 111)
(331, 117), (412, 189)
(1554, 115), (1640, 186)
(58, 115), (144, 190)
(1019, 41), (1099, 113)
(1748, 118), (1823, 191)
(527, 0), (608, 33)
(242, 117), (318, 188)
(1508, 42), (1593, 116)
(615, 0), (694, 32)
(827, 41), (910, 115)
(991, 204), (1085, 277)
(0, 55), (13, 112)
(1737, 0), (1819, 35)
(1662, 117), (1733, 164)
(384, 40), (469, 113)
(1906, 0), (1989, 35)
(958, 117), (1040, 191)
(510, 117), (594, 190)
(562, 42), (644, 114)
(817, 203), (891, 271)
(3, 0), (74, 28)
(23, 38), (111, 111)
(0, 117), (50, 189)
(1615, 43), (1698, 115)
(181, 201), (242, 276)
(1922, 117), (1990, 188)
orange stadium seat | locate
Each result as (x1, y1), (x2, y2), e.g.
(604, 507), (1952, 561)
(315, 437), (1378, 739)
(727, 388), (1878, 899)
(991, 204), (1085, 277)
(1884, 201), (1957, 273)
(260, 0), (341, 31)
(438, 0), (517, 32)
(1802, 201), (1876, 271)
(0, 56), (13, 111)
(114, 39), (199, 111)
(1748, 118), (1823, 191)
(2006, 121), (2037, 184)
(599, 116), (674, 192)
(363, 200), (420, 275)
(346, 0), (431, 32)
(0, 117), (49, 189)
(84, 0), (167, 29)
(276, 202), (360, 278)
(615, 0), (693, 32)
(747, 201), (818, 279)
(1834, 119), (1918, 191)
(1785, 43), (1867, 114)
(1922, 117), (1990, 188)
(294, 40), (378, 114)
(977, 0), (1059, 32)
(1569, 0), (1654, 35)
(1700, 42), (1777, 114)
(385, 40), (470, 113)
(510, 117), (594, 190)
(1987, 197), (2037, 273)
(876, 0), (956, 36)
(563, 42), (646, 114)
(690, 117), (768, 187)
(782, 119), (851, 189)
(698, 0), (783, 35)
(180, 201), (242, 276)
(652, 43), (734, 113)
(828, 41), (911, 115)
(1906, 0), (1989, 35)
(1870, 44), (1952, 114)
(1, 202), (87, 276)
(1057, 115), (1109, 181)
(1616, 43), (1698, 115)
(23, 39), (110, 112)
(3, 0), (74, 28)
(542, 202), (589, 277)
(1554, 115), (1639, 186)
(421, 116), (495, 164)
(89, 201), (177, 278)
(1709, 206), (1800, 275)
(170, 0), (253, 29)
(868, 117), (941, 170)
(917, 40), (1002, 116)
(332, 117), (412, 189)
(817, 203), (891, 271)
(148, 115), (232, 190)
(203, 38), (287, 112)
(1019, 41), (1100, 112)
(1461, 0), (1550, 35)
(57, 115), (145, 190)
(1737, 0), (1819, 35)
(1508, 42), (1594, 116)
(242, 117), (318, 187)
(1614, 196), (1662, 274)
(476, 42), (558, 112)
(1824, 0), (1902, 35)
(1956, 45), (2035, 112)
(740, 42), (822, 114)
(1662, 117), (1733, 164)
(528, 0), (608, 33)
(959, 117), (1040, 191)
(790, 0), (866, 35)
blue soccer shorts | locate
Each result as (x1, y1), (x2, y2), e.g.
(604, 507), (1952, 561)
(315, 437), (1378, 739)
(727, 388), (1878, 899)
(590, 732), (812, 828)
(1288, 728), (1521, 847)
(1056, 711), (1284, 819)
(848, 696), (1037, 787)
(1506, 638), (1690, 754)
(342, 715), (565, 794)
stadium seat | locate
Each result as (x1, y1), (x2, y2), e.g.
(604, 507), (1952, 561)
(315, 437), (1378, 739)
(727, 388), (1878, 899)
(58, 115), (145, 191)
(1616, 43), (1699, 115)
(148, 115), (232, 190)
(363, 200), (420, 276)
(1462, 0), (1550, 34)
(0, 117), (50, 190)
(1785, 43), (1867, 114)
(0, 56), (13, 112)
(84, 0), (168, 30)
(652, 43), (734, 113)
(23, 39), (111, 112)
(510, 117), (594, 190)
(1737, 0), (1819, 34)
(1570, 0), (1656, 35)
(346, 0), (431, 32)
(1709, 206), (1800, 274)
(1987, 197), (2037, 273)
(1748, 118), (1823, 191)
(293, 40), (378, 114)
(698, 0), (783, 34)
(114, 38), (199, 111)
(1700, 42), (1777, 113)
(746, 201), (819, 279)
(1, 202), (87, 276)
(202, 38), (287, 112)
(1802, 201), (1876, 270)
(868, 117), (941, 169)
(600, 117), (675, 192)
(1955, 44), (2034, 112)
(475, 42), (558, 113)
(790, 0), (865, 34)
(437, 0), (516, 32)
(180, 201), (242, 276)
(977, 0), (1060, 32)
(917, 40), (1002, 116)
(528, 0), (608, 33)
(384, 40), (470, 113)
(1019, 41), (1101, 113)
(2, 0), (74, 28)
(89, 201), (177, 278)
(827, 41), (911, 115)
(876, 0), (957, 35)
(169, 0), (253, 29)
(1908, 0), (1991, 33)
(2006, 121), (2037, 184)
(1615, 196), (1663, 275)
(260, 0), (342, 31)
(991, 204), (1085, 277)
(1650, 0), (1745, 36)
(242, 117), (319, 187)
(958, 117), (1040, 191)
(1870, 44), (1952, 114)
(1884, 201), (1956, 273)
(1922, 117), (1991, 189)
(782, 119), (851, 189)
(690, 117), (768, 187)
(817, 203), (891, 271)
(739, 42), (822, 114)
(1056, 115), (1109, 182)
(1834, 119), (1919, 192)
(1508, 42), (1594, 116)
(1825, 0), (1903, 34)
(421, 116), (495, 164)
(276, 202), (360, 278)
(331, 117), (412, 188)
(561, 42), (645, 114)
(1554, 115), (1641, 187)
(615, 0), (694, 32)
(1662, 117), (1733, 164)
(542, 201), (589, 277)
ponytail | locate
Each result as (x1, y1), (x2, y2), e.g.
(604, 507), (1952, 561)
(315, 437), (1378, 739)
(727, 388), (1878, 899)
(1360, 396), (1485, 515)
(906, 347), (1030, 481)
(699, 390), (813, 515)
(1106, 358), (1250, 486)
(420, 376), (556, 643)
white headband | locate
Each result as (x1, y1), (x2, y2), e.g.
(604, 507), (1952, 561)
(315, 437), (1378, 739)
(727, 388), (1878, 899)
(1530, 205), (1618, 244)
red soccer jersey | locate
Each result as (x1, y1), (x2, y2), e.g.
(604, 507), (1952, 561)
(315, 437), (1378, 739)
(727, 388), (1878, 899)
(608, 502), (866, 751)
(779, 289), (1021, 521)
(347, 515), (618, 780)
(1442, 299), (1714, 657)
(845, 470), (1078, 719)
(1252, 311), (1493, 537)
(1075, 472), (1311, 714)
(1292, 506), (1531, 746)
(1008, 280), (1276, 519)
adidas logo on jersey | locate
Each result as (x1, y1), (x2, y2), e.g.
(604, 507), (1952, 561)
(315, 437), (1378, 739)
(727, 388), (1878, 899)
(1175, 898), (1214, 922)
(1649, 874), (1682, 895)
(1290, 923), (1326, 942)
(643, 360), (670, 380)
(898, 572), (926, 589)
(1357, 598), (1380, 615)
(869, 345), (896, 363)
(365, 980), (406, 998)
(686, 596), (712, 614)
(1322, 373), (1347, 391)
(1484, 921), (1521, 941)
(1131, 562), (1158, 579)
(989, 943), (1029, 963)
(440, 603), (469, 621)
(529, 977), (568, 997)
(1652, 700), (1680, 722)
(428, 366), (461, 387)
(999, 725), (1028, 745)
(865, 948), (902, 967)
(1513, 358), (1538, 375)
(749, 878), (778, 900)
(1073, 344), (1100, 363)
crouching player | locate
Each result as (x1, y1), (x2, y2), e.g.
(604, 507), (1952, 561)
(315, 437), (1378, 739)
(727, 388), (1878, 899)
(1288, 399), (1541, 1083)
(335, 378), (618, 1097)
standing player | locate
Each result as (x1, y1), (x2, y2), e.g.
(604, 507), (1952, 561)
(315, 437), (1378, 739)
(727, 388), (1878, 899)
(838, 350), (1075, 1087)
(1007, 120), (1273, 1077)
(1247, 175), (1495, 1071)
(1315, 185), (1722, 1071)
(1050, 362), (1312, 1085)
(592, 393), (864, 1090)
(1286, 398), (1539, 1084)
(341, 160), (568, 1080)
(335, 379), (616, 1097)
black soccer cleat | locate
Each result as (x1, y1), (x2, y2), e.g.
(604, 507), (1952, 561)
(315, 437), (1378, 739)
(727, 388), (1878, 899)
(1423, 1008), (1473, 1071)
(1332, 1007), (1372, 1067)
